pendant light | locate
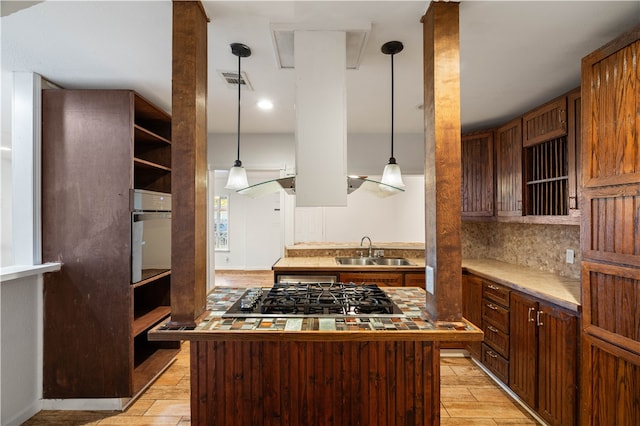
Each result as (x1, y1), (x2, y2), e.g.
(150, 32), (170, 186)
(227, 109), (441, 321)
(380, 40), (405, 189)
(225, 43), (251, 190)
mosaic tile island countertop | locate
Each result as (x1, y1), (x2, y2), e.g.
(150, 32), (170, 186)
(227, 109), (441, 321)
(150, 287), (483, 343)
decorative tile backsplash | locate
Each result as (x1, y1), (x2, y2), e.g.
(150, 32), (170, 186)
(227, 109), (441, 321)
(462, 222), (581, 279)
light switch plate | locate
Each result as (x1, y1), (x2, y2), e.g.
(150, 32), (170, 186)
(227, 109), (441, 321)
(566, 249), (575, 264)
(426, 266), (434, 294)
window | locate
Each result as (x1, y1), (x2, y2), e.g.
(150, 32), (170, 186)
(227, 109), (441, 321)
(213, 195), (229, 250)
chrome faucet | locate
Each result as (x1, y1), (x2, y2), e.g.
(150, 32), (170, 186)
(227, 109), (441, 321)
(360, 236), (372, 258)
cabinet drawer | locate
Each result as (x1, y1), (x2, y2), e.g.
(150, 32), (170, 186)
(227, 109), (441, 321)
(482, 299), (509, 333)
(482, 280), (510, 307)
(482, 343), (509, 384)
(483, 321), (509, 358)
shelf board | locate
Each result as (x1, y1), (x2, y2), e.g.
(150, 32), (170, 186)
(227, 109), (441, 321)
(134, 124), (171, 145)
(132, 346), (180, 396)
(133, 306), (171, 337)
(132, 269), (171, 288)
(134, 157), (171, 172)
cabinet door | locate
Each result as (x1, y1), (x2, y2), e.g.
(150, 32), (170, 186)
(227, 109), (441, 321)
(462, 274), (483, 358)
(509, 292), (538, 408)
(404, 272), (425, 287)
(537, 302), (578, 426)
(522, 96), (567, 147)
(495, 118), (523, 216)
(461, 130), (494, 217)
(339, 272), (404, 287)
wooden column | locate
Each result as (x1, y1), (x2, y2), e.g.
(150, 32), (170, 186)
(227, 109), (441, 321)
(421, 2), (463, 322)
(169, 1), (209, 327)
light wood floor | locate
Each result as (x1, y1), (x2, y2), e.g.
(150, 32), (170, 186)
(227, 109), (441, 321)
(23, 270), (540, 425)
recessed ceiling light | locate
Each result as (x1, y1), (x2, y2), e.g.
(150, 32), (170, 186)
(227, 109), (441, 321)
(257, 99), (273, 110)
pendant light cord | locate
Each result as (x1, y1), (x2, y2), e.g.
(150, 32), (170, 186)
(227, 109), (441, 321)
(236, 54), (242, 165)
(390, 52), (395, 160)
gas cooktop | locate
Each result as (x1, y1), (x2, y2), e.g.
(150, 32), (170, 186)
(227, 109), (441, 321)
(223, 282), (405, 318)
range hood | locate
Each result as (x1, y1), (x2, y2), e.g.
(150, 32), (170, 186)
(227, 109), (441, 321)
(237, 176), (404, 198)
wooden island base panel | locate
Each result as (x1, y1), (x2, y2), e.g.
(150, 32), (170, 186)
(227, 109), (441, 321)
(149, 287), (482, 426)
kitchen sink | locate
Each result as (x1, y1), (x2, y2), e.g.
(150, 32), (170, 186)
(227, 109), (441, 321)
(372, 257), (414, 266)
(336, 257), (376, 265)
(335, 257), (414, 266)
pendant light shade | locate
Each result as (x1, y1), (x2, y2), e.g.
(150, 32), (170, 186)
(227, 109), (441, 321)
(380, 40), (405, 189)
(225, 43), (251, 190)
(381, 159), (404, 188)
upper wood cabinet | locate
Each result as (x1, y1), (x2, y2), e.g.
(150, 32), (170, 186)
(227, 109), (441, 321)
(495, 118), (523, 216)
(522, 97), (567, 147)
(521, 90), (581, 221)
(461, 130), (494, 217)
(582, 36), (640, 189)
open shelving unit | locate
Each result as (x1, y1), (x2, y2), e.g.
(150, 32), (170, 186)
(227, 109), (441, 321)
(42, 89), (178, 401)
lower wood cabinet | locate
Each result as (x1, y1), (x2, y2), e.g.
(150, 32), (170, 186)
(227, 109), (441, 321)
(462, 273), (482, 358)
(339, 272), (404, 287)
(480, 279), (510, 382)
(404, 272), (426, 287)
(466, 273), (579, 426)
(274, 269), (424, 287)
(510, 292), (578, 426)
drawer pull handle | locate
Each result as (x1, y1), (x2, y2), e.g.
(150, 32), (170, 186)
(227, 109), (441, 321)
(536, 310), (544, 327)
(487, 325), (499, 333)
(487, 350), (498, 359)
(487, 284), (500, 290)
(528, 307), (536, 322)
(487, 303), (499, 311)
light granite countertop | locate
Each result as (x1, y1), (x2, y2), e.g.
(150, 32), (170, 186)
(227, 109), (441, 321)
(273, 256), (425, 271)
(462, 258), (581, 312)
(272, 255), (581, 313)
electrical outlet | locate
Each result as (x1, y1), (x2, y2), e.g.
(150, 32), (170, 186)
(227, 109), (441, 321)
(566, 249), (575, 264)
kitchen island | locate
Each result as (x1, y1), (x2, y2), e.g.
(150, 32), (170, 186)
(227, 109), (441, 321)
(149, 286), (482, 425)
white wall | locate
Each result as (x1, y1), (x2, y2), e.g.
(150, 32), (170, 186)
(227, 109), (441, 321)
(0, 72), (44, 426)
(296, 175), (425, 243)
(208, 132), (425, 177)
(1, 276), (42, 426)
(2, 70), (14, 267)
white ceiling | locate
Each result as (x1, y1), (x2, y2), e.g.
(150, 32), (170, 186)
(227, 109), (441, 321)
(2, 1), (639, 134)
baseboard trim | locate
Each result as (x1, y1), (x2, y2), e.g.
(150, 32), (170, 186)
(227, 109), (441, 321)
(470, 357), (548, 425)
(40, 397), (128, 411)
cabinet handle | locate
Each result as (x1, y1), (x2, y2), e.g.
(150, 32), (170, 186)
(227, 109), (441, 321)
(536, 310), (544, 327)
(487, 284), (500, 290)
(569, 196), (577, 209)
(486, 303), (499, 311)
(528, 307), (536, 322)
(487, 325), (499, 333)
(487, 350), (498, 359)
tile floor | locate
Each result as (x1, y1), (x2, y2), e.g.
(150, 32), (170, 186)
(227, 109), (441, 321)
(22, 270), (541, 425)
